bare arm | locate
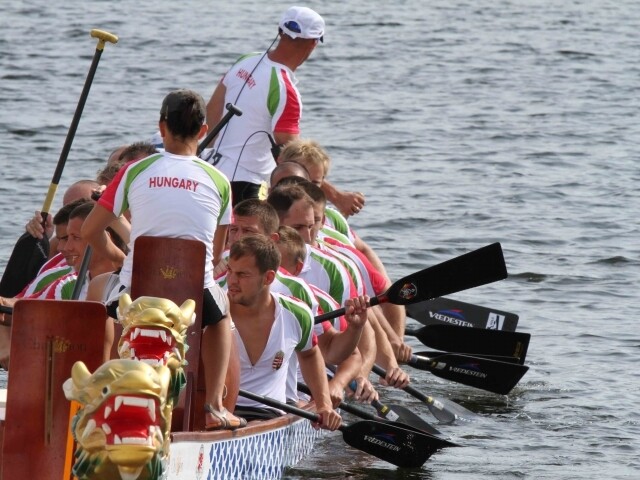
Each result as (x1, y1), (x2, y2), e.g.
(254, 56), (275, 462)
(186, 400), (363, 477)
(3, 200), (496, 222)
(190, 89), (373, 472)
(327, 348), (362, 407)
(82, 203), (127, 265)
(372, 305), (411, 362)
(353, 234), (388, 277)
(321, 181), (365, 218)
(297, 346), (342, 431)
(368, 307), (410, 389)
(273, 132), (299, 147)
(357, 320), (376, 375)
(86, 272), (110, 302)
(316, 296), (367, 365)
(205, 80), (227, 147)
(213, 224), (229, 267)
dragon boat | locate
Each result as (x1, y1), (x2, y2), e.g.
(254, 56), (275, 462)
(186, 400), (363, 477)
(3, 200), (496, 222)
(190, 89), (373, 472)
(0, 236), (321, 480)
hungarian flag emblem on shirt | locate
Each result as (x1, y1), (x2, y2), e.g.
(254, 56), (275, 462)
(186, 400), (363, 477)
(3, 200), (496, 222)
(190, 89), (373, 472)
(272, 350), (285, 370)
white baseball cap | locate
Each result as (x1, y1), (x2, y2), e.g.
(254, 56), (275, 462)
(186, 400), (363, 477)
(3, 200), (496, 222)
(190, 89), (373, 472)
(279, 6), (325, 43)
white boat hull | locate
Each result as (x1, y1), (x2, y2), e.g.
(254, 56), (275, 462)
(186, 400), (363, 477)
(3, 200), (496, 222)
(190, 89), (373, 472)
(167, 414), (320, 480)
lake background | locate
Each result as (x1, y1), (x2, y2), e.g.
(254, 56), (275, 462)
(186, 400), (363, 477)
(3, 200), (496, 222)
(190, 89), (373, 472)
(1, 0), (638, 478)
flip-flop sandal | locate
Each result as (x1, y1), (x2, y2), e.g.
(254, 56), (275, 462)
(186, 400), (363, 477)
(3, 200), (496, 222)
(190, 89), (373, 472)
(204, 404), (247, 431)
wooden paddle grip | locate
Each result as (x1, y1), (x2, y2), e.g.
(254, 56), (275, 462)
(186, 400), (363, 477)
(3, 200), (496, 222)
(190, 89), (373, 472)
(90, 29), (119, 50)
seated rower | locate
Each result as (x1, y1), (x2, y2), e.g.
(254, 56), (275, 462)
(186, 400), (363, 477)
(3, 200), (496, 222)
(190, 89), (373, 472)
(227, 234), (341, 430)
(215, 199), (374, 404)
(268, 184), (410, 390)
(0, 201), (127, 366)
(276, 225), (378, 405)
(295, 179), (412, 363)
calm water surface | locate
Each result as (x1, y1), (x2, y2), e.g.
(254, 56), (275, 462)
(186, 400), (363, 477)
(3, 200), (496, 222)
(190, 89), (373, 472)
(1, 1), (638, 479)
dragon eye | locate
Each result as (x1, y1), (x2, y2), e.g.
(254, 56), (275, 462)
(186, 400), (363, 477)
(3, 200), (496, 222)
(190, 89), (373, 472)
(102, 386), (110, 396)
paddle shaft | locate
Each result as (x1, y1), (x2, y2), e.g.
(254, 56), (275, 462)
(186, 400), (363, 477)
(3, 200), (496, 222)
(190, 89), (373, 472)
(0, 30), (117, 298)
(41, 29), (118, 216)
(196, 103), (243, 156)
(371, 363), (443, 405)
(345, 378), (444, 434)
(315, 242), (507, 322)
(237, 389), (455, 468)
(70, 246), (92, 300)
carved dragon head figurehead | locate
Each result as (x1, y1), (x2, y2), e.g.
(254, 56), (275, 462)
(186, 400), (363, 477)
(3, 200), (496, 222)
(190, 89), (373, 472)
(117, 294), (195, 373)
(63, 359), (171, 480)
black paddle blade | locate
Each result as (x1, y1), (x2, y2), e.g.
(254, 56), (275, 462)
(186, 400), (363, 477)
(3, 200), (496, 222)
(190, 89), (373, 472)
(315, 243), (508, 323)
(413, 324), (530, 364)
(239, 388), (456, 468)
(0, 233), (49, 297)
(336, 398), (443, 437)
(298, 382), (445, 441)
(406, 297), (519, 331)
(342, 419), (457, 468)
(384, 243), (507, 306)
(373, 402), (444, 435)
(409, 353), (529, 395)
(412, 349), (523, 364)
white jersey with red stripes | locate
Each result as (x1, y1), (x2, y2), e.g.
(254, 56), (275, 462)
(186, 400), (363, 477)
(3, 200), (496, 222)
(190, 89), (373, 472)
(235, 292), (315, 409)
(99, 152), (231, 289)
(212, 52), (302, 184)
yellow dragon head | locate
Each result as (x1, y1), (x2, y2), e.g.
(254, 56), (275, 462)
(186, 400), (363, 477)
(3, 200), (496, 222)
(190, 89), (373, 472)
(63, 359), (171, 480)
(117, 294), (194, 401)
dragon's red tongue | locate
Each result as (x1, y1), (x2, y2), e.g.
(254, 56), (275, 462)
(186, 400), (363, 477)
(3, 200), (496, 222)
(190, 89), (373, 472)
(95, 395), (161, 446)
(123, 327), (173, 365)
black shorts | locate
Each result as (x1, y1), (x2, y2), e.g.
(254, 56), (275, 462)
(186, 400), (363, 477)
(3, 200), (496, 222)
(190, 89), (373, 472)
(202, 286), (226, 327)
(231, 181), (261, 206)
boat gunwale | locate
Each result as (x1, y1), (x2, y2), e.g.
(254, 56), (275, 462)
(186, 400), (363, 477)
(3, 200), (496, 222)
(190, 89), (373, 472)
(170, 402), (316, 443)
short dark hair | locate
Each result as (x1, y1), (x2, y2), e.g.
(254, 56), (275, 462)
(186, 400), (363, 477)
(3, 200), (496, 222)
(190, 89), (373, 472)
(67, 201), (128, 255)
(119, 142), (158, 163)
(233, 199), (280, 236)
(229, 235), (280, 274)
(69, 202), (95, 221)
(276, 225), (307, 265)
(294, 179), (326, 207)
(266, 185), (313, 221)
(160, 89), (206, 140)
(272, 175), (309, 189)
(53, 198), (92, 225)
(96, 163), (122, 185)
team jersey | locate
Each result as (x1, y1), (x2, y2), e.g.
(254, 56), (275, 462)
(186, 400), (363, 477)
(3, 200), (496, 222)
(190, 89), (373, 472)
(308, 284), (346, 333)
(235, 292), (315, 409)
(320, 237), (388, 296)
(212, 53), (302, 184)
(26, 270), (88, 300)
(299, 244), (356, 307)
(323, 206), (356, 244)
(315, 241), (365, 296)
(318, 223), (354, 248)
(18, 262), (73, 298)
(271, 267), (319, 317)
(99, 152), (231, 289)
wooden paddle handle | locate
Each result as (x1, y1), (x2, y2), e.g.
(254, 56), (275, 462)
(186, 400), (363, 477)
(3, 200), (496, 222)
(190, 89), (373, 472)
(90, 29), (119, 50)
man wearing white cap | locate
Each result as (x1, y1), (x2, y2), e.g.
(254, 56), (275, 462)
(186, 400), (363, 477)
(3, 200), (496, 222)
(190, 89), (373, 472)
(204, 7), (366, 217)
(205, 6), (324, 205)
